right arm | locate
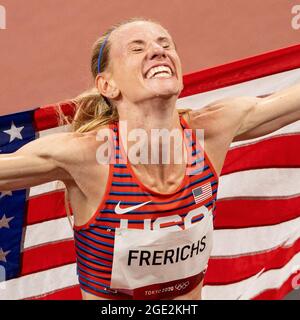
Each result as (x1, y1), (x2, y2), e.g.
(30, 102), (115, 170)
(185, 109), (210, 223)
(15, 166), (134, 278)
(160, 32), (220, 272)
(0, 132), (76, 191)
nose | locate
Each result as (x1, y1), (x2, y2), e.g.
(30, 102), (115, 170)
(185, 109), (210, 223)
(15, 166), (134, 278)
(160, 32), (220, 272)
(147, 41), (167, 60)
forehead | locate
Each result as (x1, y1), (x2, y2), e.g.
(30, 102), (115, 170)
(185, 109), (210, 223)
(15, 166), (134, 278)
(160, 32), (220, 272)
(109, 21), (173, 52)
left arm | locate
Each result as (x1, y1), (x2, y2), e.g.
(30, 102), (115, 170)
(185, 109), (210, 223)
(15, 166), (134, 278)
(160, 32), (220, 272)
(232, 83), (300, 141)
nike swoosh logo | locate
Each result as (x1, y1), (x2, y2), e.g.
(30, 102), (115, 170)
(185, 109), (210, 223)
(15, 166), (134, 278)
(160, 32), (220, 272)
(115, 200), (152, 214)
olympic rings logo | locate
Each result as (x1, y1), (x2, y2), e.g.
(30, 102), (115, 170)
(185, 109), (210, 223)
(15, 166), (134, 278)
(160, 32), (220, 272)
(175, 281), (190, 291)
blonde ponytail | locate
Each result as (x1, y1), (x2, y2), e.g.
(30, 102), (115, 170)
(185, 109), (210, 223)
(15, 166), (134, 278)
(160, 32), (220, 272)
(70, 87), (118, 133)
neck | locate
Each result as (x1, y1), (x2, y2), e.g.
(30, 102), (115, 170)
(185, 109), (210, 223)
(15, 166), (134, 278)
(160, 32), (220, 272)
(117, 97), (183, 160)
(116, 97), (187, 192)
(117, 96), (180, 131)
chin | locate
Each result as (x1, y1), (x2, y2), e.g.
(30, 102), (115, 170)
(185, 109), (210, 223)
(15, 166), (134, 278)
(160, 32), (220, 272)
(156, 90), (180, 99)
(150, 81), (181, 98)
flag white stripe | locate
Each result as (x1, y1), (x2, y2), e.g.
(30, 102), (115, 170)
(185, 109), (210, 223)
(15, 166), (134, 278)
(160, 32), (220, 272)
(176, 68), (300, 110)
(218, 168), (300, 199)
(212, 216), (300, 257)
(29, 180), (66, 198)
(0, 263), (78, 300)
(23, 217), (73, 250)
(195, 195), (209, 200)
(230, 121), (300, 149)
(38, 124), (71, 138)
(202, 251), (300, 300)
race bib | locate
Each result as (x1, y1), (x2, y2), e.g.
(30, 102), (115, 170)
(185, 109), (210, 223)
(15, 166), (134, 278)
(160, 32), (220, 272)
(110, 205), (213, 294)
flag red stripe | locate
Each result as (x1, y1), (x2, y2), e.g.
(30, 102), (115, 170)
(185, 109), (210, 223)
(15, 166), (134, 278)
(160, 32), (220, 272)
(252, 270), (300, 300)
(20, 240), (76, 276)
(33, 102), (75, 131)
(26, 191), (68, 225)
(222, 135), (300, 176)
(204, 237), (300, 285)
(180, 43), (300, 98)
(214, 196), (300, 229)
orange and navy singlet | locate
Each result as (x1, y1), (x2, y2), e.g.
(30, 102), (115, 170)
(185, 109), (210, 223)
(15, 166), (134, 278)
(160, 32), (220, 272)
(73, 115), (219, 300)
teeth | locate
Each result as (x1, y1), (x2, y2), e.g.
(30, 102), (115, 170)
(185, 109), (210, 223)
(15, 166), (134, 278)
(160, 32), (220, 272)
(146, 66), (173, 79)
(152, 72), (171, 78)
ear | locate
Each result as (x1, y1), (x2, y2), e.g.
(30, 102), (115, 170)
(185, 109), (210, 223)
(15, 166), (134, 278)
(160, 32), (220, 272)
(96, 73), (120, 99)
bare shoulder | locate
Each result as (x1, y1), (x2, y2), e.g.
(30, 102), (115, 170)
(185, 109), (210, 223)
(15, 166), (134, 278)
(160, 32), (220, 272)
(181, 97), (259, 176)
(29, 126), (110, 169)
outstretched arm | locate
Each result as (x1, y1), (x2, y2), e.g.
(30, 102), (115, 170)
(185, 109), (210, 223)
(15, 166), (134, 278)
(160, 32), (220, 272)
(0, 132), (74, 191)
(232, 83), (300, 141)
(187, 85), (300, 177)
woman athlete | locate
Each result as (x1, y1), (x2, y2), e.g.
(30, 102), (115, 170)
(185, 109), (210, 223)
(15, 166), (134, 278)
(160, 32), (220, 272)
(0, 17), (300, 300)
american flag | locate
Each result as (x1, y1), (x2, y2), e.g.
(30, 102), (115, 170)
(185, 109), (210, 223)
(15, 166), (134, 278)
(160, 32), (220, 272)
(192, 183), (212, 204)
(0, 43), (300, 300)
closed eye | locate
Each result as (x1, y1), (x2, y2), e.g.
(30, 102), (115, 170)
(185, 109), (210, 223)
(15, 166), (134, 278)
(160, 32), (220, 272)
(132, 48), (143, 52)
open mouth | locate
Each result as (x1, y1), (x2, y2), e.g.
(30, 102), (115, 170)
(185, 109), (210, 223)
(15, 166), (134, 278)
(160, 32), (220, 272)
(145, 65), (174, 79)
